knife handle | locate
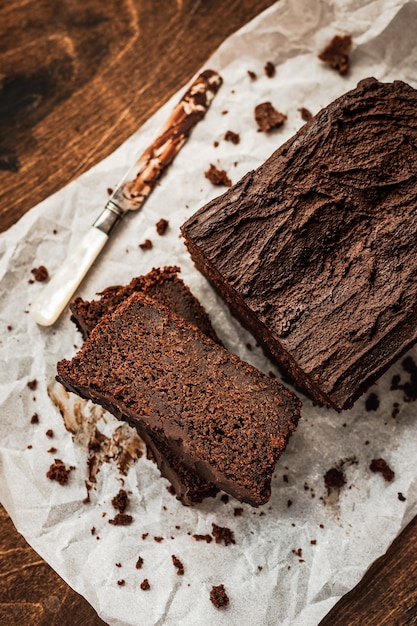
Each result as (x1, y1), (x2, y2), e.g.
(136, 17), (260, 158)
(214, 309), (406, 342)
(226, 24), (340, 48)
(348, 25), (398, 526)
(31, 226), (108, 326)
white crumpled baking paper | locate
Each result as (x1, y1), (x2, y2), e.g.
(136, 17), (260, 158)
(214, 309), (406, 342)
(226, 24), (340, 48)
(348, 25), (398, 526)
(1, 1), (417, 624)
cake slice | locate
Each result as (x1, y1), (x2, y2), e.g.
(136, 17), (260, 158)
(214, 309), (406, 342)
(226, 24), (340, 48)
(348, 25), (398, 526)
(71, 266), (220, 505)
(181, 78), (417, 411)
(57, 293), (301, 506)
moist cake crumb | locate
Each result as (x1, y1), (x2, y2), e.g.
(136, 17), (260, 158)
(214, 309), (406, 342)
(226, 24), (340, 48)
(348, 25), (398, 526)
(204, 163), (232, 187)
(318, 34), (352, 75)
(324, 467), (346, 491)
(111, 489), (129, 513)
(172, 554), (185, 575)
(108, 513), (133, 526)
(264, 61), (276, 77)
(210, 584), (229, 608)
(140, 578), (151, 591)
(117, 579), (125, 586)
(45, 429), (54, 438)
(46, 459), (73, 485)
(30, 413), (39, 424)
(154, 536), (164, 543)
(212, 523), (235, 546)
(298, 107), (313, 121)
(136, 556), (144, 569)
(247, 70), (257, 80)
(156, 218), (169, 235)
(398, 492), (406, 501)
(139, 239), (153, 250)
(224, 130), (240, 144)
(254, 102), (287, 132)
(365, 392), (379, 411)
(47, 447), (57, 454)
(234, 507), (244, 517)
(370, 458), (395, 482)
(27, 379), (38, 390)
(31, 266), (49, 282)
(193, 534), (213, 543)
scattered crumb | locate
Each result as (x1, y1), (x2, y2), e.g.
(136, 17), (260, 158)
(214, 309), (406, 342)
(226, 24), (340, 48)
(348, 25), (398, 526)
(156, 218), (169, 235)
(45, 429), (54, 438)
(212, 523), (235, 546)
(140, 578), (151, 591)
(398, 492), (406, 502)
(292, 548), (302, 558)
(318, 34), (352, 75)
(7, 325), (12, 331)
(115, 562), (122, 568)
(192, 534), (213, 544)
(365, 392), (379, 411)
(287, 499), (293, 508)
(108, 513), (133, 526)
(90, 527), (96, 535)
(27, 379), (38, 391)
(257, 565), (263, 571)
(139, 239), (153, 250)
(30, 413), (39, 424)
(204, 163), (232, 187)
(224, 130), (240, 145)
(27, 445), (33, 449)
(47, 447), (57, 454)
(324, 466), (346, 492)
(166, 485), (176, 496)
(136, 556), (144, 569)
(247, 70), (257, 80)
(264, 61), (275, 77)
(117, 579), (125, 586)
(111, 489), (129, 514)
(154, 536), (164, 543)
(31, 266), (49, 282)
(107, 187), (114, 195)
(220, 494), (229, 504)
(254, 102), (287, 132)
(213, 140), (219, 148)
(221, 110), (228, 115)
(233, 507), (244, 517)
(172, 554), (184, 575)
(46, 459), (74, 485)
(299, 107), (313, 122)
(210, 584), (230, 609)
(370, 458), (395, 482)
(142, 532), (149, 540)
(311, 539), (317, 545)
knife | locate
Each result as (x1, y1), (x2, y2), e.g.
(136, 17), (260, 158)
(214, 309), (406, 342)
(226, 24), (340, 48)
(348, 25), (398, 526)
(31, 69), (222, 326)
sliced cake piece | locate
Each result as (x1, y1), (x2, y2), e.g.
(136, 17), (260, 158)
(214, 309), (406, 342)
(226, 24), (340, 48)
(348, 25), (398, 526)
(71, 265), (221, 345)
(71, 266), (220, 505)
(181, 78), (417, 411)
(58, 293), (301, 506)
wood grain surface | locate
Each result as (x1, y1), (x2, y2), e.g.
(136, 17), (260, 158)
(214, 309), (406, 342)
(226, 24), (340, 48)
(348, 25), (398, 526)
(1, 1), (416, 625)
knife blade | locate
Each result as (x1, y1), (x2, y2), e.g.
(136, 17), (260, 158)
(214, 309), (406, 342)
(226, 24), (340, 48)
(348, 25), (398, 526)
(31, 69), (222, 326)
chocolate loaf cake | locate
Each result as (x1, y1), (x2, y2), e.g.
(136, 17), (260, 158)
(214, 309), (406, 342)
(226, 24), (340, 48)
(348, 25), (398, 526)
(57, 293), (301, 505)
(181, 78), (417, 411)
(71, 266), (220, 505)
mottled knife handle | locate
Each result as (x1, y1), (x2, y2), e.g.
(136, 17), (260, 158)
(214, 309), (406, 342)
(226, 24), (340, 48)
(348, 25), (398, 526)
(31, 69), (222, 326)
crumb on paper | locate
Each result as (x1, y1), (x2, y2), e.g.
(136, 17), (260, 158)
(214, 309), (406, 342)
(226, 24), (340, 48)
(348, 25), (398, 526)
(172, 554), (185, 575)
(318, 34), (352, 75)
(204, 163), (232, 187)
(370, 458), (395, 482)
(136, 556), (144, 569)
(264, 61), (275, 77)
(156, 218), (169, 235)
(224, 130), (240, 144)
(254, 102), (287, 132)
(247, 69), (257, 80)
(299, 107), (313, 122)
(109, 513), (134, 526)
(193, 534), (213, 544)
(31, 266), (49, 282)
(140, 578), (151, 591)
(117, 579), (125, 586)
(46, 459), (74, 485)
(111, 488), (129, 514)
(212, 523), (235, 546)
(30, 413), (39, 424)
(139, 239), (153, 250)
(45, 429), (54, 438)
(210, 584), (230, 608)
(324, 466), (346, 492)
(365, 392), (379, 411)
(27, 379), (38, 391)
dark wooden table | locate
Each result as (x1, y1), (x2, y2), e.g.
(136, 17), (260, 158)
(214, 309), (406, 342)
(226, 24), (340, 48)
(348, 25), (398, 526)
(1, 2), (416, 624)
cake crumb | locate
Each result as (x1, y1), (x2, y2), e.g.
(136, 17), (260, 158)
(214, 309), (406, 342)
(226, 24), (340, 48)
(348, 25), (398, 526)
(254, 102), (287, 132)
(204, 163), (232, 187)
(233, 507), (244, 517)
(31, 266), (49, 282)
(156, 218), (169, 235)
(398, 492), (406, 502)
(193, 534), (213, 544)
(45, 429), (54, 438)
(210, 584), (229, 608)
(247, 70), (257, 80)
(117, 579), (125, 586)
(154, 536), (164, 543)
(139, 239), (153, 250)
(136, 556), (144, 569)
(264, 61), (276, 77)
(324, 466), (346, 492)
(299, 107), (313, 122)
(212, 523), (235, 546)
(108, 513), (133, 526)
(224, 130), (240, 145)
(172, 554), (185, 575)
(111, 489), (129, 514)
(318, 34), (352, 75)
(365, 392), (379, 411)
(220, 494), (229, 504)
(140, 578), (151, 591)
(30, 413), (39, 424)
(46, 459), (73, 485)
(47, 447), (57, 454)
(370, 458), (395, 482)
(27, 379), (38, 391)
